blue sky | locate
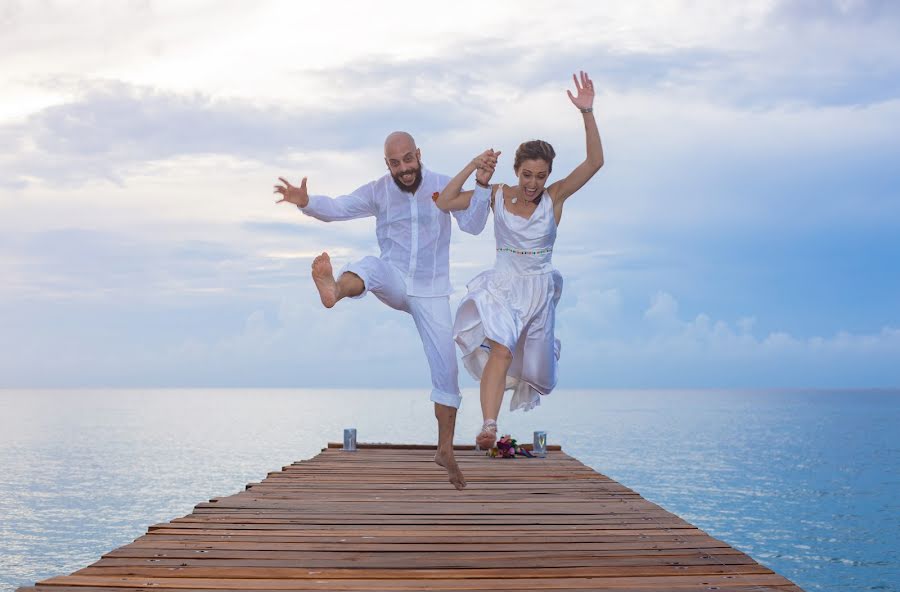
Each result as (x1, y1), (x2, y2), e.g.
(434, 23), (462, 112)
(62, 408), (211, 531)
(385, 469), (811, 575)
(1, 0), (898, 388)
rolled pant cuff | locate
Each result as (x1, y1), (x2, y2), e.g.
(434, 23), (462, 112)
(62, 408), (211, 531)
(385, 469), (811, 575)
(430, 388), (462, 409)
(338, 262), (369, 300)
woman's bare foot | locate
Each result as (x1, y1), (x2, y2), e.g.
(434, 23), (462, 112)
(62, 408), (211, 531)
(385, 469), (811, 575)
(434, 449), (466, 491)
(311, 252), (339, 308)
(475, 419), (498, 450)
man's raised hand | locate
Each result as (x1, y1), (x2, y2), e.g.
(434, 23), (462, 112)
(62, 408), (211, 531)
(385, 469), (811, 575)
(274, 176), (309, 208)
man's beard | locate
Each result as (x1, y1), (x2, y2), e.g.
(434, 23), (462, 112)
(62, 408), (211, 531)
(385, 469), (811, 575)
(391, 160), (423, 194)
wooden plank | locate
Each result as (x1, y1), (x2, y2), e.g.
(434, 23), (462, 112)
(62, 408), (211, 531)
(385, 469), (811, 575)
(141, 528), (699, 539)
(101, 547), (748, 562)
(113, 538), (732, 553)
(71, 564), (775, 579)
(36, 573), (800, 589)
(23, 443), (804, 591)
(89, 552), (760, 569)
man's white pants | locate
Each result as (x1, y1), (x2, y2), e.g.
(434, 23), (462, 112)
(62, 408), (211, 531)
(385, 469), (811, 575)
(340, 256), (462, 409)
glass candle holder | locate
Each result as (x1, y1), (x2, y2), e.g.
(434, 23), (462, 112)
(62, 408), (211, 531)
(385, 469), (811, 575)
(343, 428), (357, 452)
(533, 430), (547, 457)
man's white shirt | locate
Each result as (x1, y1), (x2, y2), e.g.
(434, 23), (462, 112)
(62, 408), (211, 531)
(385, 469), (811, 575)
(299, 167), (490, 297)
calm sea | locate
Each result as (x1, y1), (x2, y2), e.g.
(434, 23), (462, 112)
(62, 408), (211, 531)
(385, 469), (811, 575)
(0, 388), (897, 591)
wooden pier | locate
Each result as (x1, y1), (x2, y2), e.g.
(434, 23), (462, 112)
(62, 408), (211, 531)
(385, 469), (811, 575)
(18, 443), (803, 591)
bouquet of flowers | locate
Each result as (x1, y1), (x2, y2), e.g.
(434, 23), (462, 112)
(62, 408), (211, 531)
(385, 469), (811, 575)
(497, 435), (517, 458)
(488, 435), (534, 458)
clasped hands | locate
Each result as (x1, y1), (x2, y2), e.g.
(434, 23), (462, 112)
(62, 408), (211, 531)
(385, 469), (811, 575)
(473, 149), (501, 187)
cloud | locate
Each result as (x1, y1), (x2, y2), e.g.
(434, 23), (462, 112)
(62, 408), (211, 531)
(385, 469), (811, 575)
(0, 81), (320, 186)
(770, 0), (900, 25)
(644, 291), (680, 326)
(2, 277), (897, 388)
(557, 290), (900, 388)
(0, 76), (487, 188)
(0, 226), (296, 301)
(6, 0), (900, 186)
(0, 281), (434, 388)
(564, 286), (623, 328)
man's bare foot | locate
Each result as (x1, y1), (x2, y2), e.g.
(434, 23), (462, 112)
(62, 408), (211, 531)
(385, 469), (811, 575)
(434, 449), (466, 491)
(475, 419), (498, 450)
(311, 252), (339, 308)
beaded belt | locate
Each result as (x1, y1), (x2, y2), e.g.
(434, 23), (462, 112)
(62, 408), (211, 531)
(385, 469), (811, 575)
(497, 246), (553, 256)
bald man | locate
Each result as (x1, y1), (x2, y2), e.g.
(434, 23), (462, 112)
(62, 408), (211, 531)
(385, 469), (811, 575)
(275, 132), (497, 490)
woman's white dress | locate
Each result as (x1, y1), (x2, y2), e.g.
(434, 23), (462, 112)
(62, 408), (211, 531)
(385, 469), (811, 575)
(453, 185), (563, 412)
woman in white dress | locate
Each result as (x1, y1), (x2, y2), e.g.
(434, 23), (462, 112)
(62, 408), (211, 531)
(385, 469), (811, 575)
(436, 71), (604, 449)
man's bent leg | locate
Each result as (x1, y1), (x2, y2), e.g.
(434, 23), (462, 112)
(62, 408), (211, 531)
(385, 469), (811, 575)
(339, 256), (410, 311)
(316, 255), (408, 310)
(311, 252), (364, 308)
(337, 271), (365, 300)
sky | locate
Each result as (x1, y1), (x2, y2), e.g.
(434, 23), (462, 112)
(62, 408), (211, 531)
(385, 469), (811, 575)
(1, 0), (899, 389)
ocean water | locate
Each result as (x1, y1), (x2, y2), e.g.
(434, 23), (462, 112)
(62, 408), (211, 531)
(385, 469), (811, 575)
(0, 388), (897, 591)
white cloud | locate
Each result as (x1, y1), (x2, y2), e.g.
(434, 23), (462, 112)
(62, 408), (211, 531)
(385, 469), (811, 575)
(564, 287), (624, 329)
(644, 291), (680, 326)
(558, 289), (900, 387)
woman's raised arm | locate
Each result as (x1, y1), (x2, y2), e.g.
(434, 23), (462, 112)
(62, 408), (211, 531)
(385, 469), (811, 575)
(435, 149), (500, 212)
(549, 71), (604, 204)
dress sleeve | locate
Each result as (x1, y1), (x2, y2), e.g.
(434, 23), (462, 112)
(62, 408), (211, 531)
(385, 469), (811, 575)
(298, 181), (377, 222)
(452, 183), (491, 235)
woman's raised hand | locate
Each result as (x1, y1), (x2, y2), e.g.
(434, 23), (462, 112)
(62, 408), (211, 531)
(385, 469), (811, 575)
(567, 71), (595, 111)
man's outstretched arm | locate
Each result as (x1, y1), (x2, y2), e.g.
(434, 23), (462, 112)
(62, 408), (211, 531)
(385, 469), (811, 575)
(275, 176), (376, 221)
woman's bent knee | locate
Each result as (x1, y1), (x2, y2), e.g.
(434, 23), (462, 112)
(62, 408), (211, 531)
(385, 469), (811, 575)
(485, 339), (513, 363)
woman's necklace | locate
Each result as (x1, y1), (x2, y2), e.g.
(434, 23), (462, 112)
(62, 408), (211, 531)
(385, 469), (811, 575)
(511, 190), (535, 205)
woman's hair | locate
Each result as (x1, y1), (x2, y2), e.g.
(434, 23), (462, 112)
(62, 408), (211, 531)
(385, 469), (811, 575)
(514, 140), (556, 174)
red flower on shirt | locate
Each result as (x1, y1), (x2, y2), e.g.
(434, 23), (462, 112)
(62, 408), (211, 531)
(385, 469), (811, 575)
(432, 191), (439, 202)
